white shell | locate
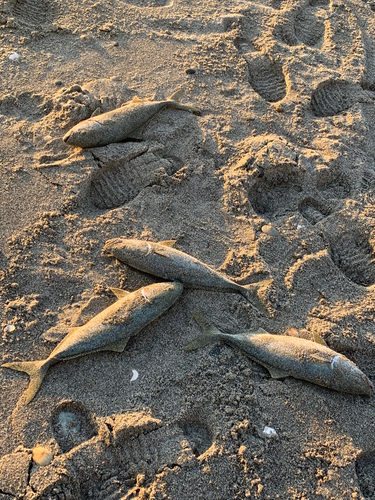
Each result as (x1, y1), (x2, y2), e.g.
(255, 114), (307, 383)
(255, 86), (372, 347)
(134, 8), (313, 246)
(9, 52), (20, 61)
(130, 369), (139, 382)
(4, 325), (15, 333)
(263, 426), (277, 437)
(261, 224), (280, 237)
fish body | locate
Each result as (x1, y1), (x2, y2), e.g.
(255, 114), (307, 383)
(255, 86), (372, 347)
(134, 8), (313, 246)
(2, 282), (183, 404)
(187, 313), (372, 396)
(103, 238), (272, 314)
(63, 88), (200, 148)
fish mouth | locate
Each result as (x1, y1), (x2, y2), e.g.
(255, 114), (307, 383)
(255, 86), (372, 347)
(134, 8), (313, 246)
(62, 132), (71, 143)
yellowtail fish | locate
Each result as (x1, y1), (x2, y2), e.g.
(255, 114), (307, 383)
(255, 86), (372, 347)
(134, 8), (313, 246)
(187, 313), (372, 396)
(2, 282), (183, 404)
(103, 238), (272, 315)
(63, 88), (200, 148)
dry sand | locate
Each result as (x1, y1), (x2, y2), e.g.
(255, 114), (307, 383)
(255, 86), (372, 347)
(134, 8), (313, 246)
(1, 0), (375, 497)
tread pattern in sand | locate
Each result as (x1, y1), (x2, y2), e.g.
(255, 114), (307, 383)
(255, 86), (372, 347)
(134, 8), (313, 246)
(118, 0), (170, 6)
(245, 54), (286, 102)
(356, 451), (375, 499)
(294, 8), (325, 46)
(10, 0), (56, 26)
(329, 230), (375, 286)
(311, 80), (355, 117)
(51, 400), (97, 453)
(249, 178), (302, 216)
(90, 153), (171, 209)
(298, 198), (331, 224)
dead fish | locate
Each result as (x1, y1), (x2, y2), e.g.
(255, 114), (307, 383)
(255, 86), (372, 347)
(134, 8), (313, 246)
(103, 238), (272, 315)
(186, 313), (373, 396)
(2, 282), (183, 404)
(63, 88), (200, 148)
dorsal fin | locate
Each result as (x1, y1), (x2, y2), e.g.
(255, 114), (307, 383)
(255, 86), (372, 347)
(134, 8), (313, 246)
(159, 240), (176, 247)
(167, 87), (184, 102)
(110, 287), (130, 299)
(312, 331), (327, 346)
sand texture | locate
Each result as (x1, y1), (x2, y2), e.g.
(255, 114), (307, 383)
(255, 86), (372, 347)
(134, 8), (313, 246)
(1, 0), (375, 497)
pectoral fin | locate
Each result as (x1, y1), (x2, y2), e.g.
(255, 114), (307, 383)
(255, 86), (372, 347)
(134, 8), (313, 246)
(110, 288), (130, 299)
(159, 240), (176, 247)
(263, 364), (289, 379)
(167, 87), (185, 102)
(106, 339), (129, 352)
(312, 331), (328, 346)
(126, 126), (145, 140)
(153, 246), (171, 257)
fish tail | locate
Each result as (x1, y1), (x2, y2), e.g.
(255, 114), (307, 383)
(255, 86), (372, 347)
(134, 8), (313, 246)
(185, 312), (222, 351)
(167, 87), (201, 115)
(2, 359), (51, 404)
(240, 279), (274, 316)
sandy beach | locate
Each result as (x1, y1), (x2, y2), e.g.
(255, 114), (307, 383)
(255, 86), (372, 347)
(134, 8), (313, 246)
(1, 0), (375, 497)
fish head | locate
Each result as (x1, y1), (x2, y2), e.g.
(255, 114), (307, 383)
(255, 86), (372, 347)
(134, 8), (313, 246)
(331, 355), (373, 396)
(103, 238), (152, 263)
(140, 282), (183, 308)
(63, 119), (103, 148)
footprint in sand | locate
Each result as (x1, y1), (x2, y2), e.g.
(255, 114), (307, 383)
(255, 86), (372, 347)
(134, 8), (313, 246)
(328, 228), (375, 287)
(9, 0), (58, 26)
(298, 198), (332, 225)
(294, 7), (325, 47)
(178, 410), (214, 457)
(310, 80), (359, 117)
(356, 451), (375, 499)
(51, 400), (97, 453)
(245, 53), (286, 103)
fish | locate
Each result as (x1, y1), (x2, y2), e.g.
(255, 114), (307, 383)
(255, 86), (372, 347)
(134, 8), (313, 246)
(63, 88), (200, 148)
(103, 238), (273, 315)
(186, 313), (373, 396)
(2, 282), (183, 404)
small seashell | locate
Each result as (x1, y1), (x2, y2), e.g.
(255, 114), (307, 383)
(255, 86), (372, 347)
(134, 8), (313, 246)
(263, 426), (277, 437)
(130, 369), (139, 382)
(261, 224), (280, 237)
(4, 325), (15, 333)
(9, 52), (20, 61)
(32, 446), (53, 466)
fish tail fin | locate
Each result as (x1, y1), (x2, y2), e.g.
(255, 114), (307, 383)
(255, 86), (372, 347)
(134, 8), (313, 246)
(185, 312), (222, 351)
(2, 359), (51, 404)
(240, 279), (274, 316)
(167, 87), (201, 115)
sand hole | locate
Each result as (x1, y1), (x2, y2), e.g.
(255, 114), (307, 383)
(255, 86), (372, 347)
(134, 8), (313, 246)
(311, 80), (356, 117)
(51, 400), (97, 453)
(329, 230), (375, 286)
(356, 451), (375, 499)
(245, 54), (286, 102)
(298, 198), (331, 224)
(249, 178), (301, 216)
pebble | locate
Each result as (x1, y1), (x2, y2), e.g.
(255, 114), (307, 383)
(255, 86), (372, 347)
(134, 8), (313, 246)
(263, 426), (277, 438)
(9, 52), (20, 61)
(261, 224), (280, 237)
(186, 68), (196, 75)
(4, 325), (15, 333)
(32, 446), (53, 466)
(55, 80), (63, 86)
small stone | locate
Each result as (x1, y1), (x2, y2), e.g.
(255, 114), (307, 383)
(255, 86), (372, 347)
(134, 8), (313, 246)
(32, 446), (53, 466)
(112, 41), (119, 47)
(55, 80), (63, 86)
(261, 224), (280, 237)
(186, 68), (196, 75)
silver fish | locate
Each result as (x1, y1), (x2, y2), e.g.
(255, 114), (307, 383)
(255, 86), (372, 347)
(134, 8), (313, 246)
(2, 282), (183, 404)
(187, 313), (373, 396)
(103, 238), (272, 315)
(63, 88), (200, 148)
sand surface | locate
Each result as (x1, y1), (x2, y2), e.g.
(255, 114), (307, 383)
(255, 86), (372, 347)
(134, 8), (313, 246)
(1, 0), (375, 498)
